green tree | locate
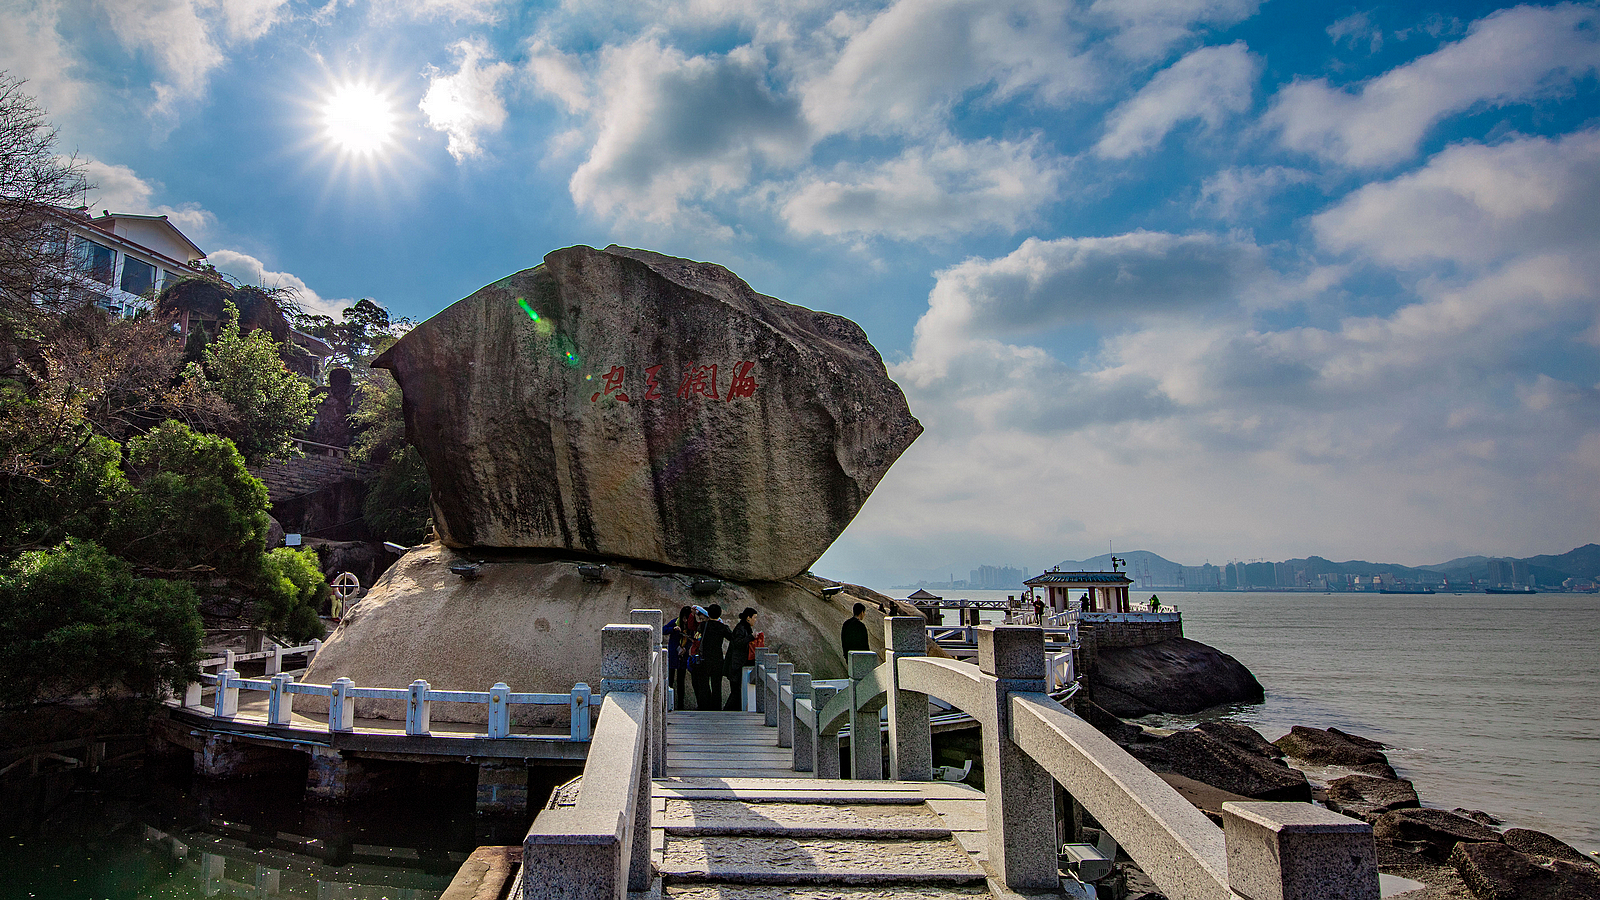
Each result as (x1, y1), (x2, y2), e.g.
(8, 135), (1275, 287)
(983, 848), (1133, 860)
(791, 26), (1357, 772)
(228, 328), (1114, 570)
(0, 539), (202, 707)
(194, 300), (314, 464)
(103, 420), (270, 578)
(0, 73), (87, 322)
(351, 367), (431, 543)
(258, 547), (327, 643)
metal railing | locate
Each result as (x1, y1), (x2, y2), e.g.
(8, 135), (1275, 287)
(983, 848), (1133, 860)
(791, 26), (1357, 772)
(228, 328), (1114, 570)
(753, 620), (1379, 900)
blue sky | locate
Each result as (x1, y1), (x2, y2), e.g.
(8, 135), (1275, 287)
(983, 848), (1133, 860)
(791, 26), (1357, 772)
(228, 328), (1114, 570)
(4, 0), (1597, 587)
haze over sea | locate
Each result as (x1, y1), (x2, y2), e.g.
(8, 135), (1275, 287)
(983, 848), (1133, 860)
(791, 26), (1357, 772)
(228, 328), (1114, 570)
(901, 587), (1600, 856)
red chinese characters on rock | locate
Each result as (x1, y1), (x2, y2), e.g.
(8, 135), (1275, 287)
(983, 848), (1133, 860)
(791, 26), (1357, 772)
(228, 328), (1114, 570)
(588, 361), (759, 403)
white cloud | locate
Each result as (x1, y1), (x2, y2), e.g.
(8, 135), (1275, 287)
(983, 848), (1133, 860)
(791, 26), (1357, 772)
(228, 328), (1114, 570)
(1313, 129), (1600, 271)
(801, 0), (1098, 136)
(208, 249), (351, 318)
(525, 37), (590, 112)
(420, 39), (513, 162)
(1327, 11), (1383, 53)
(569, 39), (808, 221)
(1095, 41), (1257, 159)
(370, 0), (505, 23)
(216, 0), (291, 40)
(780, 136), (1064, 239)
(901, 231), (1266, 382)
(1085, 0), (1260, 62)
(1194, 165), (1312, 219)
(0, 1), (82, 114)
(80, 158), (155, 210)
(1268, 3), (1600, 168)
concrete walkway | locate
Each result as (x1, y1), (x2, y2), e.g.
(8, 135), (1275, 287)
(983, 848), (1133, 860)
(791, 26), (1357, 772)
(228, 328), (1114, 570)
(666, 711), (793, 779)
(650, 777), (998, 899)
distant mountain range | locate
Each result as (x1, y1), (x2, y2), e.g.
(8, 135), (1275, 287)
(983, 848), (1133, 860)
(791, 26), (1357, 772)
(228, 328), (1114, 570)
(1052, 544), (1600, 587)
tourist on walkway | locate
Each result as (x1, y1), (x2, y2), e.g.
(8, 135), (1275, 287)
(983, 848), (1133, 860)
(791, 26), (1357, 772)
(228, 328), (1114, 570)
(665, 605), (697, 710)
(693, 603), (732, 710)
(724, 607), (760, 710)
(841, 602), (870, 655)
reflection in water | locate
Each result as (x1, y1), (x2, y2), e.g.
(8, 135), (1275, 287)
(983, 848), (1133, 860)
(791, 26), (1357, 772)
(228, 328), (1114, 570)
(1, 759), (574, 900)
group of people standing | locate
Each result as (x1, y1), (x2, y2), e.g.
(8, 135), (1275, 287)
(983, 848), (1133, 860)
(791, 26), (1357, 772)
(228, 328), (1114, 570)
(664, 604), (760, 710)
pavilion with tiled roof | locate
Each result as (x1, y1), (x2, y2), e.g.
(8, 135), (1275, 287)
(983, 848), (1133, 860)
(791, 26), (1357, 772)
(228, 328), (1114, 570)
(1024, 569), (1133, 614)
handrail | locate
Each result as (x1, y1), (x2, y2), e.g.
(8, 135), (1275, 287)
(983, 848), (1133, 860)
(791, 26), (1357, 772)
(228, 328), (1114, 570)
(181, 670), (594, 741)
(523, 618), (659, 900)
(761, 620), (1378, 900)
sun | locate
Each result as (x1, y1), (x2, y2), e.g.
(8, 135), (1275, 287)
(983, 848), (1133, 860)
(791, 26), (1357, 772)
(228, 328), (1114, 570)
(321, 82), (396, 156)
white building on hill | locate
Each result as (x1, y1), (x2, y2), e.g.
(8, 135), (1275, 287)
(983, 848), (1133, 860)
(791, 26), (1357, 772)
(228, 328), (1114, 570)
(59, 208), (207, 317)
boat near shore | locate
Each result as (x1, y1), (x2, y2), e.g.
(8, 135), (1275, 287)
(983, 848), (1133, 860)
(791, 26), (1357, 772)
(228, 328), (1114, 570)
(1485, 586), (1538, 594)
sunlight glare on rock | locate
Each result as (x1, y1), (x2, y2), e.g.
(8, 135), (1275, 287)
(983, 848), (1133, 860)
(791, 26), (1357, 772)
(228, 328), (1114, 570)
(322, 82), (395, 156)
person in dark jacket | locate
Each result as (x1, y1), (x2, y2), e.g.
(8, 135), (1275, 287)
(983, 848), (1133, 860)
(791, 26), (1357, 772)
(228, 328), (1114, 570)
(664, 606), (697, 710)
(724, 608), (759, 710)
(693, 604), (732, 710)
(842, 602), (870, 655)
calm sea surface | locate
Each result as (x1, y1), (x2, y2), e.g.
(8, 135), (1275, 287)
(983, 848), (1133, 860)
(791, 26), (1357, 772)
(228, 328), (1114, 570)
(918, 588), (1600, 855)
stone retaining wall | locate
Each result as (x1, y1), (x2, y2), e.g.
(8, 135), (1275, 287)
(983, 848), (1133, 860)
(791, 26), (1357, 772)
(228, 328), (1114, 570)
(1075, 619), (1185, 676)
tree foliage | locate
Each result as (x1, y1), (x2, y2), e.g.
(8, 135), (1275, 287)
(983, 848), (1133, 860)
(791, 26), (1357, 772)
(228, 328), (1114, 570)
(192, 300), (314, 464)
(0, 72), (86, 324)
(0, 539), (202, 707)
(258, 547), (328, 643)
(293, 297), (410, 368)
(103, 420), (270, 578)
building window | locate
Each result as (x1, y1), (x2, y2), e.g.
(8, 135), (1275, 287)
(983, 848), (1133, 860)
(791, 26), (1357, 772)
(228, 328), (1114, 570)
(73, 236), (115, 284)
(120, 257), (156, 296)
(160, 269), (187, 292)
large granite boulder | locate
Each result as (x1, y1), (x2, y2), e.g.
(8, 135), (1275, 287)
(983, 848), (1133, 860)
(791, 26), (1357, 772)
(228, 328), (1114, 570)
(1274, 725), (1397, 778)
(372, 245), (922, 582)
(1129, 728), (1313, 802)
(299, 543), (929, 725)
(1325, 774), (1421, 821)
(1450, 841), (1600, 900)
(1374, 808), (1503, 861)
(1091, 637), (1264, 715)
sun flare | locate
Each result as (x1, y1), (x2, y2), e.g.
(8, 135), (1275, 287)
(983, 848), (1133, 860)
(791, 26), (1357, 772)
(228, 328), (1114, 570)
(322, 82), (396, 156)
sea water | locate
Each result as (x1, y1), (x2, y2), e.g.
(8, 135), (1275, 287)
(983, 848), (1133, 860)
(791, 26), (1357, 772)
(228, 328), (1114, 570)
(912, 587), (1600, 855)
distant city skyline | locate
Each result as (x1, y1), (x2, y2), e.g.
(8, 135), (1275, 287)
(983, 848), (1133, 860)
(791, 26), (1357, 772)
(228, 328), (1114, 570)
(4, 1), (1595, 589)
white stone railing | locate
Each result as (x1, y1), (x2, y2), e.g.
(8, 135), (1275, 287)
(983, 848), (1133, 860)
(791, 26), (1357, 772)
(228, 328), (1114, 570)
(1080, 609), (1181, 624)
(196, 640), (322, 678)
(523, 613), (663, 900)
(757, 620), (1379, 900)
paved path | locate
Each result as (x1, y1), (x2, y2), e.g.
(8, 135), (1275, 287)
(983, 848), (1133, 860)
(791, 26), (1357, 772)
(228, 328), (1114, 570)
(650, 710), (1061, 899)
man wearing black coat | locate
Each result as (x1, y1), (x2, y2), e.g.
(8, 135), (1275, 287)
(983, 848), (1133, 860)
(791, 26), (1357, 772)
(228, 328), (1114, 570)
(693, 604), (732, 710)
(842, 602), (870, 655)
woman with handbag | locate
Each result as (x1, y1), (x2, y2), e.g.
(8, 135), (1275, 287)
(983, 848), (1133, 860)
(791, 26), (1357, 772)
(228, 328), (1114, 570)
(723, 607), (761, 711)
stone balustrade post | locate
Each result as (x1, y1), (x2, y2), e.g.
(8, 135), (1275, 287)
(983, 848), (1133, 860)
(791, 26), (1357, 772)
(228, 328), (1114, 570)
(848, 650), (882, 780)
(407, 679), (431, 736)
(571, 683), (592, 741)
(330, 677), (355, 733)
(223, 650), (235, 672)
(776, 663), (794, 748)
(267, 644), (284, 676)
(759, 651), (781, 726)
(978, 626), (1057, 892)
(630, 609), (665, 777)
(1224, 802), (1380, 900)
(267, 674), (294, 725)
(601, 624), (654, 893)
(488, 683), (511, 738)
(184, 680), (203, 708)
(214, 669), (240, 718)
(790, 673), (813, 772)
(885, 616), (932, 781)
(812, 683), (841, 778)
(308, 639), (322, 663)
(753, 650), (771, 714)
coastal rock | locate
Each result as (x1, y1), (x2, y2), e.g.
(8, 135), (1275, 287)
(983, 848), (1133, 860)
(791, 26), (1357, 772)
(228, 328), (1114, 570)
(1502, 829), (1598, 868)
(1194, 721), (1283, 759)
(299, 543), (926, 724)
(1076, 700), (1146, 745)
(1274, 725), (1397, 777)
(371, 245), (922, 582)
(1327, 726), (1387, 749)
(1129, 729), (1313, 802)
(1374, 808), (1503, 861)
(1091, 637), (1264, 715)
(1450, 841), (1600, 900)
(1455, 809), (1503, 826)
(1324, 774), (1420, 821)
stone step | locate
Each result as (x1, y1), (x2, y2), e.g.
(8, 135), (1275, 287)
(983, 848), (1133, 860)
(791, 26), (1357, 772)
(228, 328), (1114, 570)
(660, 799), (953, 839)
(659, 835), (985, 886)
(664, 886), (991, 899)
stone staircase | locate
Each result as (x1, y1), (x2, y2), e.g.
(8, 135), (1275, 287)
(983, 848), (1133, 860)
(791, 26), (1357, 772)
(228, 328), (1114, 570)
(650, 778), (999, 899)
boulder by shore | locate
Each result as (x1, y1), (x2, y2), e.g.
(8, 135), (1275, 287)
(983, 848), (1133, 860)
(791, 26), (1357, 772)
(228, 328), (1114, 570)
(1090, 636), (1264, 716)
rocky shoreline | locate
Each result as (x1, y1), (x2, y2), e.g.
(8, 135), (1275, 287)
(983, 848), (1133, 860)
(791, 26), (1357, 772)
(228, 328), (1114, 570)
(1080, 706), (1600, 899)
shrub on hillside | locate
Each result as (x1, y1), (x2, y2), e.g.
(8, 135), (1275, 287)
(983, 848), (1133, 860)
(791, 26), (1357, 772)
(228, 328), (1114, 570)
(0, 539), (201, 707)
(257, 546), (327, 644)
